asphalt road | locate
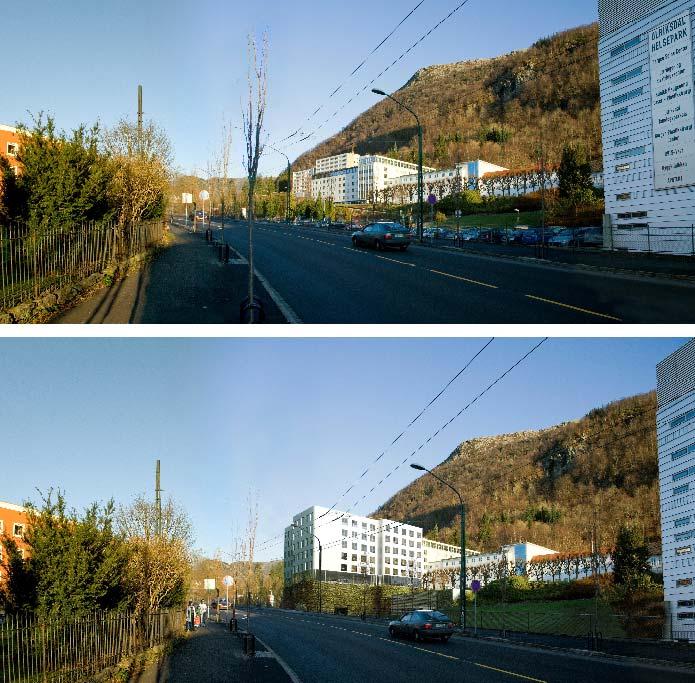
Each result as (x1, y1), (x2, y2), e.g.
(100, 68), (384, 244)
(219, 220), (695, 323)
(246, 609), (695, 683)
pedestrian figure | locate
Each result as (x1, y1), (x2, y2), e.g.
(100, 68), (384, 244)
(199, 600), (208, 627)
(186, 601), (195, 631)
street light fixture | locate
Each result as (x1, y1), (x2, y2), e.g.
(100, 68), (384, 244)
(372, 88), (424, 243)
(411, 463), (467, 631)
(292, 522), (323, 614)
(268, 145), (292, 223)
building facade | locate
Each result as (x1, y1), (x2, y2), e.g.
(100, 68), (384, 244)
(292, 168), (315, 199)
(599, 0), (695, 252)
(0, 501), (31, 582)
(657, 338), (695, 636)
(312, 166), (359, 204)
(284, 506), (426, 586)
(0, 125), (21, 175)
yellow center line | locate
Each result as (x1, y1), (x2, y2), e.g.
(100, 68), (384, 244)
(376, 255), (416, 267)
(430, 269), (498, 289)
(376, 637), (460, 660)
(525, 294), (622, 322)
(475, 663), (547, 683)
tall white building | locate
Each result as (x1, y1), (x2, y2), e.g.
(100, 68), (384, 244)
(284, 506), (425, 586)
(292, 168), (315, 199)
(657, 338), (695, 637)
(598, 0), (695, 252)
(357, 155), (434, 203)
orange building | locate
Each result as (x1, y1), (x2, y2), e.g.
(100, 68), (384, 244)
(0, 501), (30, 582)
(0, 124), (21, 174)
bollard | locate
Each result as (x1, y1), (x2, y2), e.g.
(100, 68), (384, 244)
(240, 296), (265, 323)
(229, 617), (238, 633)
(206, 228), (212, 242)
(243, 633), (256, 656)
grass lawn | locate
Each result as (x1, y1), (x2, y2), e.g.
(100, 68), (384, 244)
(442, 210), (544, 229)
(470, 598), (626, 638)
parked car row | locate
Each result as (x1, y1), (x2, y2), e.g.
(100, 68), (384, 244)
(418, 225), (604, 248)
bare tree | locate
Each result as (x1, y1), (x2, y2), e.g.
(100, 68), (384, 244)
(242, 33), (269, 321)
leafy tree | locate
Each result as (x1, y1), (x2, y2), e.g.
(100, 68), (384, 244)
(0, 155), (22, 223)
(21, 490), (130, 619)
(118, 495), (193, 614)
(612, 523), (651, 589)
(557, 144), (595, 212)
(16, 114), (115, 232)
(0, 536), (34, 613)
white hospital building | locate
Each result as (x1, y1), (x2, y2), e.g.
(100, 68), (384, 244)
(599, 0), (695, 252)
(657, 338), (695, 638)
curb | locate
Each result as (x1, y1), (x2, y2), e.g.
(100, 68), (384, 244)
(455, 631), (695, 671)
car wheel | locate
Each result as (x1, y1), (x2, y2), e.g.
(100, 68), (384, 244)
(375, 239), (382, 251)
(414, 630), (421, 642)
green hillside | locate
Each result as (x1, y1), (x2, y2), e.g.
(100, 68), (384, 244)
(372, 392), (659, 555)
(293, 24), (601, 173)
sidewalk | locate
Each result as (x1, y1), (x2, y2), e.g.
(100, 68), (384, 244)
(129, 621), (293, 683)
(51, 223), (288, 324)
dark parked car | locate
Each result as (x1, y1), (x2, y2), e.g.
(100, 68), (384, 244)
(577, 227), (603, 247)
(352, 222), (411, 251)
(389, 610), (454, 642)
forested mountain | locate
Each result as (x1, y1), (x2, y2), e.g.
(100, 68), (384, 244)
(293, 24), (601, 174)
(372, 392), (660, 555)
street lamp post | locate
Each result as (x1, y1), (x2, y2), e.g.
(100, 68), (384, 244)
(293, 522), (322, 613)
(411, 463), (467, 631)
(372, 89), (424, 243)
(268, 145), (292, 223)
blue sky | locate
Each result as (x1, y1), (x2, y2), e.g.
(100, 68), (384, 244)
(0, 338), (685, 562)
(4, 0), (597, 178)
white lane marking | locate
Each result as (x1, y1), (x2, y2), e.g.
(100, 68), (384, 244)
(252, 634), (303, 683)
(227, 245), (303, 324)
(375, 255), (416, 267)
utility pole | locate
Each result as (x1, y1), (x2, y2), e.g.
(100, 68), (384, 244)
(137, 84), (143, 154)
(155, 459), (162, 537)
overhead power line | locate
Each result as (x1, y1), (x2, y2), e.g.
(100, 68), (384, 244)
(256, 339), (548, 554)
(270, 0), (428, 147)
(316, 338), (495, 520)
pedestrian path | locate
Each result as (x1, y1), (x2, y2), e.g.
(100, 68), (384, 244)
(131, 621), (292, 683)
(51, 223), (286, 324)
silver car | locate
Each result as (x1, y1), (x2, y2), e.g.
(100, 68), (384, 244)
(352, 222), (411, 251)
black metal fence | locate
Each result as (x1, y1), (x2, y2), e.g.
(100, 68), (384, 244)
(0, 219), (166, 312)
(0, 609), (184, 683)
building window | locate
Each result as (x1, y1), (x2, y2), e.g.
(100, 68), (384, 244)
(616, 193), (631, 201)
(613, 107), (629, 118)
(341, 564), (348, 572)
(342, 530), (348, 537)
(614, 137), (630, 147)
(385, 567), (391, 575)
(342, 540), (348, 548)
(13, 523), (24, 538)
(610, 36), (640, 57)
(674, 517), (691, 528)
(676, 578), (693, 587)
(674, 484), (689, 496)
(351, 565), (357, 573)
(678, 600), (695, 608)
(676, 546), (692, 556)
(341, 552), (348, 560)
(6, 142), (18, 157)
(615, 146), (645, 160)
(611, 66), (642, 86)
(678, 612), (695, 619)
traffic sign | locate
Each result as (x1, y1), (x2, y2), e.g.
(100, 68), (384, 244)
(471, 579), (481, 593)
(199, 190), (210, 201)
(455, 209), (462, 218)
(427, 194), (437, 205)
(182, 193), (193, 204)
(223, 575), (234, 587)
(204, 578), (216, 590)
